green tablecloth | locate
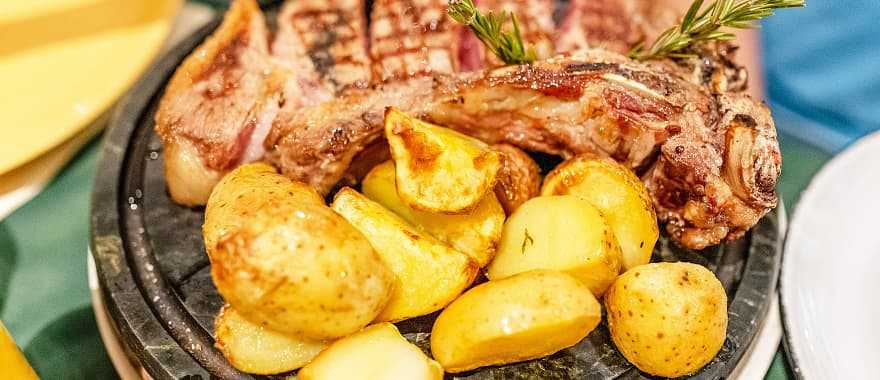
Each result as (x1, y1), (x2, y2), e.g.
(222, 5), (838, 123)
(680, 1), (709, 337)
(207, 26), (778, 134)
(0, 132), (830, 379)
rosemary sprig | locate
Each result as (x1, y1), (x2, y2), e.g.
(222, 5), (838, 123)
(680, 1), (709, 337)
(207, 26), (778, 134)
(629, 0), (805, 61)
(448, 0), (536, 65)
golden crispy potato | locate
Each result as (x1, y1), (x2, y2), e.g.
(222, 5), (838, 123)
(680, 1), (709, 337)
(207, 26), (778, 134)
(541, 155), (659, 271)
(204, 162), (322, 257)
(431, 270), (601, 372)
(212, 202), (395, 340)
(605, 263), (728, 377)
(362, 161), (505, 267)
(299, 323), (442, 380)
(331, 188), (479, 322)
(214, 305), (327, 374)
(384, 107), (501, 214)
(491, 144), (541, 215)
(487, 196), (623, 296)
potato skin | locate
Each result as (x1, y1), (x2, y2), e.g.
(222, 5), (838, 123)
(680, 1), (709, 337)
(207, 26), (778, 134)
(204, 162), (322, 258)
(299, 323), (443, 380)
(541, 155), (659, 271)
(362, 161), (505, 267)
(212, 202), (395, 340)
(487, 196), (623, 296)
(385, 107), (501, 214)
(214, 305), (327, 374)
(605, 263), (728, 377)
(331, 188), (479, 321)
(431, 270), (602, 373)
(491, 144), (541, 215)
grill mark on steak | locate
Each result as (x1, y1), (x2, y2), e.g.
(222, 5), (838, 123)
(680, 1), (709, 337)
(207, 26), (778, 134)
(276, 0), (372, 91)
(556, 0), (643, 55)
(369, 0), (461, 82)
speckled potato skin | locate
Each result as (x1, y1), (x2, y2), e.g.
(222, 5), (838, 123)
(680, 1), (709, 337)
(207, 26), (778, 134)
(214, 305), (327, 374)
(331, 188), (479, 322)
(605, 262), (728, 377)
(431, 270), (602, 373)
(362, 161), (505, 267)
(212, 202), (395, 340)
(541, 155), (659, 271)
(491, 144), (541, 215)
(487, 196), (623, 296)
(203, 162), (323, 258)
(385, 107), (501, 214)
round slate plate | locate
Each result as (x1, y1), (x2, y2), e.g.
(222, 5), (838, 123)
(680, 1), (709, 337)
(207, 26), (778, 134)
(90, 5), (784, 380)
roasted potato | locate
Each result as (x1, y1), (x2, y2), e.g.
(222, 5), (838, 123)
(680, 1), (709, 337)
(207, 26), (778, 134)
(541, 155), (659, 270)
(431, 270), (601, 372)
(212, 201), (395, 340)
(331, 188), (479, 322)
(487, 196), (623, 296)
(605, 263), (728, 377)
(384, 107), (501, 214)
(214, 305), (327, 374)
(362, 161), (505, 267)
(299, 323), (443, 380)
(204, 162), (323, 256)
(491, 144), (541, 215)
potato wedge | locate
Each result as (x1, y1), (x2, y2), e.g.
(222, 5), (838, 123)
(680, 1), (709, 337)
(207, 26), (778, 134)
(605, 263), (728, 377)
(431, 270), (601, 372)
(384, 107), (501, 214)
(362, 161), (505, 267)
(299, 323), (442, 380)
(541, 155), (659, 270)
(212, 201), (395, 340)
(487, 196), (623, 296)
(331, 188), (479, 321)
(214, 305), (328, 374)
(491, 144), (541, 215)
(204, 162), (323, 256)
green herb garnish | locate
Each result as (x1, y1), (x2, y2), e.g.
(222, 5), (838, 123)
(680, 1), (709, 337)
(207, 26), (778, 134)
(629, 0), (805, 61)
(448, 0), (536, 65)
(521, 229), (534, 254)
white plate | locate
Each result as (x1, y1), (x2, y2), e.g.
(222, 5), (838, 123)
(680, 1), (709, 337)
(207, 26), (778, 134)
(781, 132), (880, 378)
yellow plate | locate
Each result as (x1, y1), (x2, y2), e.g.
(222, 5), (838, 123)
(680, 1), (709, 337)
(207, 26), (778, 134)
(0, 0), (180, 175)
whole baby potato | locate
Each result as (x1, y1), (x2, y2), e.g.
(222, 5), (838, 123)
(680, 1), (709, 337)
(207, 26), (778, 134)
(203, 162), (323, 257)
(605, 262), (728, 377)
(212, 202), (395, 340)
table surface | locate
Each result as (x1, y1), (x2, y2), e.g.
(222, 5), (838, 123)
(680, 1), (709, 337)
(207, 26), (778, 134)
(0, 130), (831, 379)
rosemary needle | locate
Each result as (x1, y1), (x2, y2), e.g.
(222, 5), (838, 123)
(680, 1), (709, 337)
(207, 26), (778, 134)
(630, 0), (805, 61)
(448, 0), (536, 65)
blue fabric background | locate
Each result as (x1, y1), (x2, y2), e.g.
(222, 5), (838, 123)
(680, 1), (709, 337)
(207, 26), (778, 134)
(762, 0), (880, 152)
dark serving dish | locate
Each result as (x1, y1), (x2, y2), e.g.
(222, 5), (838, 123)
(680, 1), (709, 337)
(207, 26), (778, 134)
(90, 4), (784, 379)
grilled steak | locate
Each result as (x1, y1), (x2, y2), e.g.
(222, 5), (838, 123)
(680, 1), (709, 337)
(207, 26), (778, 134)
(556, 0), (646, 55)
(369, 0), (462, 82)
(155, 0), (275, 206)
(265, 49), (780, 249)
(459, 0), (557, 70)
(274, 0), (372, 91)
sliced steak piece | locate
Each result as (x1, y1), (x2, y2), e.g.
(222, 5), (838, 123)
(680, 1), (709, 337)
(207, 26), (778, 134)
(369, 0), (462, 82)
(155, 0), (275, 206)
(459, 0), (557, 71)
(265, 76), (448, 194)
(555, 0), (645, 55)
(274, 0), (372, 91)
(266, 49), (780, 249)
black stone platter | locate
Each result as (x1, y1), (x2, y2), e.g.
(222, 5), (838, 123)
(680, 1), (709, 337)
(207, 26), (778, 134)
(90, 4), (784, 380)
